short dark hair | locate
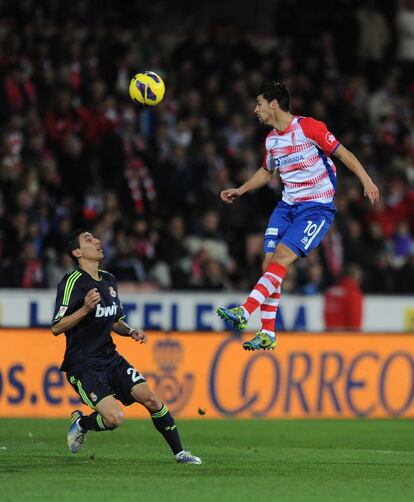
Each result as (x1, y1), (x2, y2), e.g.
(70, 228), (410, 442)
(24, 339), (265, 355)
(66, 228), (87, 263)
(259, 82), (290, 111)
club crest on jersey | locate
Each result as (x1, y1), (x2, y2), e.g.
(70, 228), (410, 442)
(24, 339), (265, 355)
(109, 286), (117, 298)
(325, 132), (336, 144)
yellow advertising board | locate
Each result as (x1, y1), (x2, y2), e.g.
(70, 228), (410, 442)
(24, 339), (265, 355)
(1, 329), (414, 418)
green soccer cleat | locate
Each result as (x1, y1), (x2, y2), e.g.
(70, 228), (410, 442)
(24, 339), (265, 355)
(67, 410), (87, 453)
(243, 331), (277, 351)
(216, 306), (247, 331)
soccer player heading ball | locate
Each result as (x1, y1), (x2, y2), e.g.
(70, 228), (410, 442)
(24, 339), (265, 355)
(51, 230), (201, 464)
(217, 82), (379, 350)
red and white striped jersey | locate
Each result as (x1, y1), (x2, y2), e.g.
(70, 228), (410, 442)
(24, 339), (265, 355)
(263, 116), (340, 204)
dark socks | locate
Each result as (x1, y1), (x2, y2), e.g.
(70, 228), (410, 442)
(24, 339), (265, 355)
(78, 405), (183, 456)
(151, 404), (183, 455)
(79, 411), (112, 432)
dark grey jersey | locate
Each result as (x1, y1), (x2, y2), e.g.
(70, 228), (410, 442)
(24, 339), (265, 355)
(52, 268), (125, 372)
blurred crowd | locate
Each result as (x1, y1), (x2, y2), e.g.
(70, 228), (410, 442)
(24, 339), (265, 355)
(0, 0), (414, 294)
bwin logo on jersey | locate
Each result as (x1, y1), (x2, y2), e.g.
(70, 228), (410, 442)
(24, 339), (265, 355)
(95, 302), (118, 318)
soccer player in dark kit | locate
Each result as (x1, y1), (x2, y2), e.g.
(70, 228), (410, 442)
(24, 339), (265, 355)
(51, 229), (201, 464)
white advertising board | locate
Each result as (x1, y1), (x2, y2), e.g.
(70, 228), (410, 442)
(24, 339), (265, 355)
(0, 290), (413, 332)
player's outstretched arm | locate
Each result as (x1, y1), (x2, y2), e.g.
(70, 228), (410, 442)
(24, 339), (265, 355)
(220, 166), (272, 204)
(333, 145), (380, 206)
(113, 319), (147, 344)
(51, 288), (101, 335)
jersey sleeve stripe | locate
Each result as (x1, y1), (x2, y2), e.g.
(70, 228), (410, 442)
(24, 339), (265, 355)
(63, 271), (82, 306)
(330, 142), (340, 155)
(317, 147), (337, 190)
(63, 271), (81, 305)
(62, 272), (75, 305)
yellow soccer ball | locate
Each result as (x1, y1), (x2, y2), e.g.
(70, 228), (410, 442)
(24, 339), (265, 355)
(129, 71), (165, 106)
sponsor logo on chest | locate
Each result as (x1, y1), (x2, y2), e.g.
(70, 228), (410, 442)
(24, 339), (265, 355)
(271, 153), (305, 169)
(95, 302), (118, 318)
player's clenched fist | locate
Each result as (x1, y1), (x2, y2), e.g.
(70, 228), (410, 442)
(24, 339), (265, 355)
(220, 188), (242, 204)
(129, 328), (147, 344)
(83, 288), (101, 312)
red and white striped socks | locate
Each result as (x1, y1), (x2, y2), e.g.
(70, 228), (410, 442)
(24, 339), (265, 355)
(260, 289), (281, 337)
(241, 263), (286, 335)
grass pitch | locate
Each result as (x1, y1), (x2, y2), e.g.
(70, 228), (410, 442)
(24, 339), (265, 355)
(1, 419), (414, 501)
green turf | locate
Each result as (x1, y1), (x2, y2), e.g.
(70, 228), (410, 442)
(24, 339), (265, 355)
(1, 419), (414, 501)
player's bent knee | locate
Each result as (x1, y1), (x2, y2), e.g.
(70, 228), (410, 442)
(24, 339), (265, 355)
(141, 391), (162, 413)
(103, 409), (125, 429)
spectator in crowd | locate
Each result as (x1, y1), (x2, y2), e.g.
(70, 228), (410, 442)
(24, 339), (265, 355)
(156, 215), (191, 289)
(0, 1), (413, 294)
(365, 251), (397, 293)
(396, 0), (414, 82)
(355, 0), (391, 88)
(324, 264), (364, 331)
(395, 251), (414, 293)
(185, 210), (232, 271)
(300, 263), (324, 296)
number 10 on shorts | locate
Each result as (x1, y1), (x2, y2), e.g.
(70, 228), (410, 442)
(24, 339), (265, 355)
(304, 220), (319, 236)
(301, 219), (326, 250)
